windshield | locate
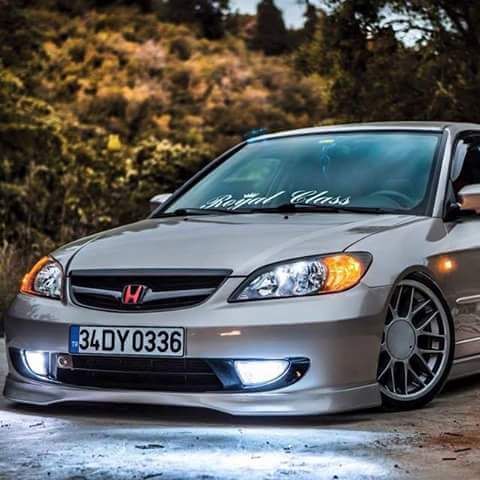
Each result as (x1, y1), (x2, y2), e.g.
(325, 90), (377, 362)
(164, 132), (442, 215)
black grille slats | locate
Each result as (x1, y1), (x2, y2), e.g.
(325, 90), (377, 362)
(56, 355), (223, 392)
(69, 269), (230, 311)
(71, 356), (212, 374)
(71, 273), (226, 291)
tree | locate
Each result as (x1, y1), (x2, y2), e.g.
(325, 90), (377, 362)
(294, 0), (480, 122)
(382, 0), (480, 120)
(253, 0), (289, 55)
(303, 1), (318, 41)
(294, 0), (375, 118)
(163, 0), (230, 39)
(196, 0), (229, 39)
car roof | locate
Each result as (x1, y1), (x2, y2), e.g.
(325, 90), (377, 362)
(249, 121), (480, 142)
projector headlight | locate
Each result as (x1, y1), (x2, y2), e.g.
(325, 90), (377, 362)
(230, 253), (371, 301)
(20, 256), (64, 300)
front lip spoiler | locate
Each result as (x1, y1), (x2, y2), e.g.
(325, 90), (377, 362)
(3, 374), (381, 415)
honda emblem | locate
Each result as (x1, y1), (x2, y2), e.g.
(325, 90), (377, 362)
(121, 284), (147, 305)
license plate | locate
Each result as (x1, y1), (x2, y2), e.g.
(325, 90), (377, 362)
(70, 326), (185, 356)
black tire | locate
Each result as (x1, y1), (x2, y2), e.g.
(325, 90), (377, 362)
(378, 274), (454, 411)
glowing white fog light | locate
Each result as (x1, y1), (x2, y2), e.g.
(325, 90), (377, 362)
(24, 351), (49, 377)
(234, 360), (289, 386)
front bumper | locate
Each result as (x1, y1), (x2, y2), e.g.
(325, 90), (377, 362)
(3, 278), (391, 415)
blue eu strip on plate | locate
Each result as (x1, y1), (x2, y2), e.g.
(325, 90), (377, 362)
(70, 325), (80, 353)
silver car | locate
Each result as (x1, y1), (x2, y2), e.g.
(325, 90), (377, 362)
(5, 121), (480, 415)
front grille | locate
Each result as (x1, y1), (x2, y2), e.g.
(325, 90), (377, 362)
(69, 269), (231, 311)
(55, 355), (223, 392)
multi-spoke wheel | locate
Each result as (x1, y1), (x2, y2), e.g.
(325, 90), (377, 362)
(377, 278), (454, 409)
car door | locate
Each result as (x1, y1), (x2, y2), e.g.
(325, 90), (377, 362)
(441, 132), (480, 359)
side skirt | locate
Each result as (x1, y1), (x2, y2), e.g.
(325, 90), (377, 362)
(449, 353), (480, 380)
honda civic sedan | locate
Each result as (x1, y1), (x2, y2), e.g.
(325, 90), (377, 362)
(5, 121), (480, 415)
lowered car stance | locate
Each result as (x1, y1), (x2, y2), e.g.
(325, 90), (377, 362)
(6, 121), (480, 415)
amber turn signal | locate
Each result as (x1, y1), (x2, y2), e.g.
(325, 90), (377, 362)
(20, 256), (51, 295)
(323, 254), (369, 293)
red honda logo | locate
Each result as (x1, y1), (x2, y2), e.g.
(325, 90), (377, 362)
(121, 284), (147, 305)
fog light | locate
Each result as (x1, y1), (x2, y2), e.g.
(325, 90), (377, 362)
(234, 360), (289, 386)
(24, 351), (49, 377)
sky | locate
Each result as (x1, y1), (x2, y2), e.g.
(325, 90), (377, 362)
(230, 1), (420, 44)
(230, 0), (315, 28)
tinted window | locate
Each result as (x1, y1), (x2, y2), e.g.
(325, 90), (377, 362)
(166, 132), (441, 214)
(452, 138), (480, 194)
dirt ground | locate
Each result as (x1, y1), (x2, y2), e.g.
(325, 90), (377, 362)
(1, 338), (480, 480)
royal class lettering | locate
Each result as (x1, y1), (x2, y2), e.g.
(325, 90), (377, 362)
(200, 190), (351, 210)
(201, 192), (286, 210)
(291, 190), (351, 206)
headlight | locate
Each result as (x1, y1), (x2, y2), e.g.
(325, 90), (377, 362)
(230, 253), (371, 301)
(20, 256), (64, 300)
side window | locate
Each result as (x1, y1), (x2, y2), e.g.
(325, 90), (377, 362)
(452, 136), (480, 196)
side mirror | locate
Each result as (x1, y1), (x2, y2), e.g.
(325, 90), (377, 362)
(458, 184), (480, 213)
(150, 193), (172, 212)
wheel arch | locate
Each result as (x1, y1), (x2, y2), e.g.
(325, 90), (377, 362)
(389, 266), (454, 332)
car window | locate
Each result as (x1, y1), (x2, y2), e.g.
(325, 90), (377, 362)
(165, 132), (441, 214)
(211, 155), (283, 197)
(452, 137), (480, 194)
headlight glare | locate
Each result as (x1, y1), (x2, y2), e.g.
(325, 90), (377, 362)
(231, 253), (371, 301)
(20, 256), (64, 300)
(24, 350), (49, 377)
(234, 360), (289, 386)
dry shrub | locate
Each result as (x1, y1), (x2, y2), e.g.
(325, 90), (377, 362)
(0, 242), (35, 334)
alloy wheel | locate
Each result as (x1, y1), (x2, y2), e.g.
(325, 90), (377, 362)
(377, 279), (452, 402)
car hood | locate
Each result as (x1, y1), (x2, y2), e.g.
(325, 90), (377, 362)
(57, 213), (423, 276)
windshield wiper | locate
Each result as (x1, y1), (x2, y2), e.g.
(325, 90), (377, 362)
(243, 203), (393, 215)
(157, 208), (242, 217)
(156, 204), (394, 218)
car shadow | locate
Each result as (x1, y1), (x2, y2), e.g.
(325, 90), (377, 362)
(442, 372), (480, 394)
